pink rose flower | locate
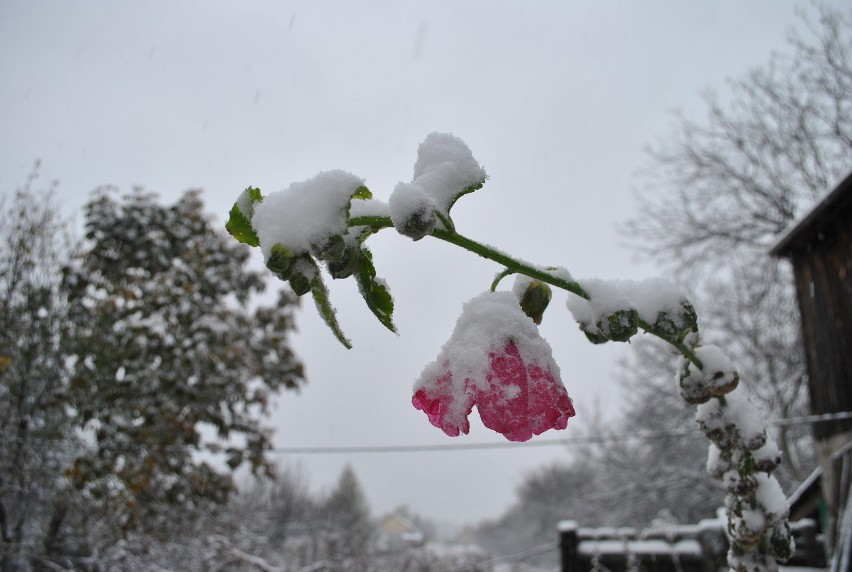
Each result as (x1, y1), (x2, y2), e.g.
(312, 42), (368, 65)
(412, 291), (575, 442)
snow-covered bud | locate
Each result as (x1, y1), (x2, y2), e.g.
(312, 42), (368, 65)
(707, 444), (738, 479)
(517, 280), (552, 325)
(652, 299), (698, 341)
(751, 439), (782, 473)
(289, 273), (311, 296)
(327, 244), (361, 279)
(695, 390), (767, 451)
(287, 256), (317, 296)
(389, 182), (437, 240)
(768, 523), (794, 561)
(729, 508), (766, 549)
(597, 308), (639, 342)
(755, 474), (789, 526)
(566, 281), (638, 344)
(311, 233), (346, 262)
(677, 345), (739, 404)
(266, 243), (296, 279)
(723, 470), (757, 496)
(728, 549), (778, 572)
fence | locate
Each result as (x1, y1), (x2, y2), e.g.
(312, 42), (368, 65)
(559, 518), (824, 572)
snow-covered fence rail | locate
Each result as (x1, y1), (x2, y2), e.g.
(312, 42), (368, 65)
(558, 518), (824, 572)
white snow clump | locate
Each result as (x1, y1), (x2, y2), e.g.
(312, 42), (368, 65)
(252, 170), (364, 260)
(389, 132), (486, 238)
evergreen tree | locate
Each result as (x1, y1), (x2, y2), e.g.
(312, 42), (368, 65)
(322, 465), (372, 566)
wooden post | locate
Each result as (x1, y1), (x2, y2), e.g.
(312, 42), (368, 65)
(559, 520), (579, 572)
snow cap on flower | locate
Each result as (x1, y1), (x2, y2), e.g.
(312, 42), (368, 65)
(412, 291), (575, 441)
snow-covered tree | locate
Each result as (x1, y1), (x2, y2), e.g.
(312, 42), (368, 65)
(0, 170), (77, 571)
(61, 187), (304, 542)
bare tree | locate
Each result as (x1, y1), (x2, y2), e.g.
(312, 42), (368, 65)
(622, 6), (851, 491)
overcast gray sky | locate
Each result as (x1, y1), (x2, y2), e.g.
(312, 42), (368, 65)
(1, 1), (841, 527)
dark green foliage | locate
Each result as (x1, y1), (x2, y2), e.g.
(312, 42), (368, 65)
(62, 187), (304, 535)
(225, 187), (262, 247)
(355, 248), (396, 333)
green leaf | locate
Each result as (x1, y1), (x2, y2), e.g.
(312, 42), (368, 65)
(352, 185), (372, 200)
(225, 187), (263, 247)
(225, 204), (259, 247)
(309, 264), (352, 349)
(355, 248), (396, 333)
(447, 178), (486, 212)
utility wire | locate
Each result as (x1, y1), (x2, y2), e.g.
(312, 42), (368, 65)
(267, 410), (852, 455)
(5, 411), (851, 456)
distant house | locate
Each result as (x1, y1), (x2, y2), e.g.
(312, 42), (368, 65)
(771, 169), (852, 566)
(375, 512), (426, 552)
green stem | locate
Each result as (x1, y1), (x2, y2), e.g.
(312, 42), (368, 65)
(637, 318), (704, 370)
(348, 215), (706, 370)
(431, 228), (590, 299)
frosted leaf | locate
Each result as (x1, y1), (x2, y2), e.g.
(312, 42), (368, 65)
(235, 187), (260, 219)
(695, 388), (766, 451)
(252, 170), (364, 259)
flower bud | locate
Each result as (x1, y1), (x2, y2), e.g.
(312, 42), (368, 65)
(518, 280), (552, 325)
(328, 244), (361, 279)
(768, 523), (794, 561)
(579, 325), (610, 345)
(311, 234), (346, 262)
(389, 183), (437, 240)
(596, 308), (639, 342)
(266, 243), (295, 278)
(653, 299), (698, 340)
(289, 272), (312, 296)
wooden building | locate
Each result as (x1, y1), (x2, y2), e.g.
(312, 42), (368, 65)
(771, 169), (852, 567)
(770, 170), (852, 441)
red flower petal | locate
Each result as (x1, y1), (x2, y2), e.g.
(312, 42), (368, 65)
(476, 342), (575, 442)
(413, 341), (575, 442)
(411, 370), (473, 437)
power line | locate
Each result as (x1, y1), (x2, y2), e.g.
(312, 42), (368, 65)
(267, 411), (852, 456)
(6, 411), (851, 456)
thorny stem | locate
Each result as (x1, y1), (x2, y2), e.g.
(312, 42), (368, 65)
(350, 214), (707, 371)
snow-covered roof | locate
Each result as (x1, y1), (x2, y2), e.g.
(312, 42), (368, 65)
(770, 170), (852, 257)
